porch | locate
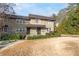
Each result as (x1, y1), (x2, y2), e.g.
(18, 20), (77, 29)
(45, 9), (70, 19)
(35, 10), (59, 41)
(26, 24), (47, 36)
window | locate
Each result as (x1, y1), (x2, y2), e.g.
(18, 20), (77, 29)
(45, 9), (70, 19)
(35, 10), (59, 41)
(21, 28), (25, 31)
(47, 28), (51, 32)
(20, 28), (22, 32)
(16, 19), (25, 24)
(4, 27), (8, 32)
(35, 19), (39, 23)
(16, 19), (19, 23)
(36, 20), (38, 23)
(22, 20), (25, 24)
(3, 25), (8, 32)
(16, 28), (25, 32)
(16, 28), (20, 31)
(26, 21), (29, 24)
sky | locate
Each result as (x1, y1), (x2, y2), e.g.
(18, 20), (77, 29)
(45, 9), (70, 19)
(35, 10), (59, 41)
(14, 3), (68, 16)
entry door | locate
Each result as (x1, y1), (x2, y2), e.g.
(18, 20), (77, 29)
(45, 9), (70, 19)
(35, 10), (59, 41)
(37, 28), (41, 34)
(27, 28), (30, 34)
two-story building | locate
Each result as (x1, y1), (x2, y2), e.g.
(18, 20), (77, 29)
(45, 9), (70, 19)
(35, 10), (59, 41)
(0, 13), (55, 37)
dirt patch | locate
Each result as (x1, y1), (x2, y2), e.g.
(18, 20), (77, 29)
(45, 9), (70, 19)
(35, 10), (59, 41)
(55, 41), (79, 56)
(0, 37), (79, 56)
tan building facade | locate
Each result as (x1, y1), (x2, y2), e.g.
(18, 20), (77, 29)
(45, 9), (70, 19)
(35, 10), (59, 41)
(0, 14), (55, 37)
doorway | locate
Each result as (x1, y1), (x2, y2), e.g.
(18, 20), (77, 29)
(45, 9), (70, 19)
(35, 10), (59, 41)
(37, 28), (41, 35)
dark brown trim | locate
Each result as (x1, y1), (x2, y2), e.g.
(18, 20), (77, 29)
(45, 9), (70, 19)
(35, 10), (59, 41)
(0, 13), (29, 20)
(29, 14), (55, 21)
(26, 24), (46, 28)
(0, 13), (55, 21)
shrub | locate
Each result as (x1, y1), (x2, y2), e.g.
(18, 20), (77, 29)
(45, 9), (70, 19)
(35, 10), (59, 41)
(1, 34), (10, 40)
(46, 31), (61, 37)
(0, 33), (24, 41)
(51, 31), (61, 37)
(27, 35), (47, 40)
(27, 31), (61, 40)
(9, 33), (20, 40)
(19, 35), (26, 39)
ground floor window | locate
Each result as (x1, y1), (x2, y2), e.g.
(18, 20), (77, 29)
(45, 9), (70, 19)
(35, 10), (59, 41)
(3, 25), (8, 32)
(47, 28), (51, 33)
(16, 28), (26, 32)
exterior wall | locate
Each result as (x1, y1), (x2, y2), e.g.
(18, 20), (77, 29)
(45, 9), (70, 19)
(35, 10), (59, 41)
(41, 29), (47, 35)
(13, 19), (27, 36)
(0, 18), (15, 34)
(30, 19), (41, 25)
(0, 16), (55, 37)
(3, 19), (19, 34)
(0, 18), (4, 28)
(46, 21), (54, 32)
(0, 18), (27, 36)
(0, 18), (4, 36)
(30, 19), (55, 33)
(30, 28), (37, 36)
(29, 28), (47, 36)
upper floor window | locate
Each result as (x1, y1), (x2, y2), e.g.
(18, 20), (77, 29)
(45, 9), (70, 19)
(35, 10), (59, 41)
(16, 19), (25, 24)
(35, 19), (39, 23)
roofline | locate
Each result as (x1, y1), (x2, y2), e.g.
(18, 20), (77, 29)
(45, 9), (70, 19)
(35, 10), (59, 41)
(0, 13), (55, 21)
(0, 13), (29, 20)
(29, 14), (55, 21)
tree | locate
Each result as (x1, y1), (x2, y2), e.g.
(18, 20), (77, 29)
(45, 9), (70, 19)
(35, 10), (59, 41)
(57, 3), (79, 34)
(51, 14), (57, 31)
(0, 3), (16, 26)
(0, 3), (16, 37)
(0, 3), (16, 14)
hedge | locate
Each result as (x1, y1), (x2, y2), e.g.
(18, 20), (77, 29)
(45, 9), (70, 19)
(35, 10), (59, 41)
(27, 31), (61, 40)
(0, 33), (25, 41)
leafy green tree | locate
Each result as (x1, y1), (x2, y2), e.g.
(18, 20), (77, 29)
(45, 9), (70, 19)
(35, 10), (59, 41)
(57, 3), (79, 35)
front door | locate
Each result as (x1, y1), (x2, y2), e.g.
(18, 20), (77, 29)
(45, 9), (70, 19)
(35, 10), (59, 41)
(37, 28), (41, 35)
(27, 27), (30, 35)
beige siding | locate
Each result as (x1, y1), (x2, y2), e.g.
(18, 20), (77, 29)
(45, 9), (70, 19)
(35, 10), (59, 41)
(30, 18), (54, 35)
(41, 29), (47, 35)
(46, 21), (54, 32)
(30, 19), (48, 25)
(13, 19), (27, 36)
(30, 19), (42, 25)
(1, 18), (16, 33)
(30, 19), (54, 28)
(0, 18), (3, 35)
(30, 29), (37, 36)
(0, 16), (55, 36)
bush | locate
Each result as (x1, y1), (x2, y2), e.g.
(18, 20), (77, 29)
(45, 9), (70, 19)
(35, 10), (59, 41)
(1, 34), (10, 40)
(27, 31), (61, 40)
(51, 31), (61, 37)
(0, 33), (24, 41)
(19, 35), (26, 39)
(9, 33), (20, 40)
(46, 31), (61, 37)
(27, 35), (47, 40)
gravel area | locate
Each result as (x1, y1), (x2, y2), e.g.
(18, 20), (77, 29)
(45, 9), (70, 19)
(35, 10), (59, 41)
(0, 37), (79, 56)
